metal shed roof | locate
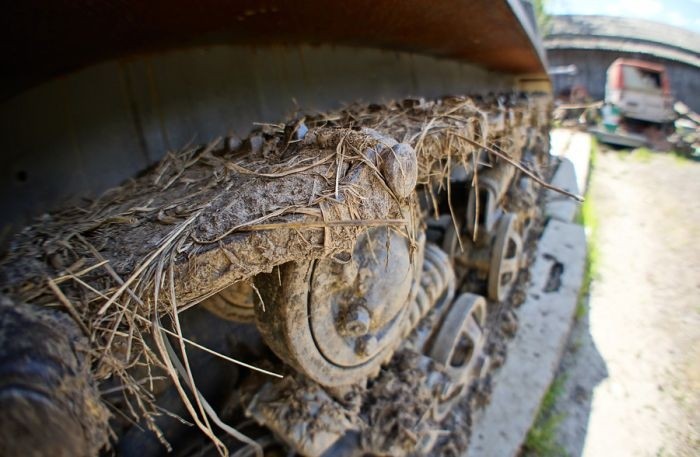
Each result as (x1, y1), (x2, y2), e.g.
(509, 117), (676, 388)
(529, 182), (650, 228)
(544, 15), (700, 68)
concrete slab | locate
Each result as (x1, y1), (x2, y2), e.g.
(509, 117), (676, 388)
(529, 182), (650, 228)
(550, 128), (592, 194)
(465, 220), (587, 457)
(545, 158), (581, 223)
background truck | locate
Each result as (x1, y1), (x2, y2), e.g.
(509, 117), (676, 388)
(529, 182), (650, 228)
(605, 57), (674, 123)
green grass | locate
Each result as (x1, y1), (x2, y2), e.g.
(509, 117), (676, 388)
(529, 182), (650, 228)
(630, 147), (654, 162)
(574, 138), (600, 321)
(575, 287), (589, 321)
(671, 149), (699, 165)
(523, 375), (568, 457)
(627, 146), (697, 165)
(588, 136), (599, 170)
(575, 193), (599, 321)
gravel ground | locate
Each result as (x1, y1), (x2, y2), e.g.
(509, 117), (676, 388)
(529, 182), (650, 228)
(552, 149), (700, 457)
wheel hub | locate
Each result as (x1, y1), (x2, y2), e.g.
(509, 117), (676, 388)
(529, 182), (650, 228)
(308, 227), (415, 367)
(254, 227), (423, 386)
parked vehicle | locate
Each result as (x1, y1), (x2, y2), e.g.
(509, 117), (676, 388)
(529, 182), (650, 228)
(605, 58), (674, 123)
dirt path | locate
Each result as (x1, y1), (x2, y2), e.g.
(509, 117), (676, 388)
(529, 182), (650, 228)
(552, 149), (700, 457)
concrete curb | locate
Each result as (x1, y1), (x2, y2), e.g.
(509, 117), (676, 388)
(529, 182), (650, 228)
(550, 128), (592, 194)
(466, 219), (587, 457)
(545, 157), (581, 223)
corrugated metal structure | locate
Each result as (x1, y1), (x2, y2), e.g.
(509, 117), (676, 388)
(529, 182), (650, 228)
(545, 15), (700, 111)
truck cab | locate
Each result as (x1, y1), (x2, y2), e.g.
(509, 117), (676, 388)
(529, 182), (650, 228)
(605, 58), (674, 123)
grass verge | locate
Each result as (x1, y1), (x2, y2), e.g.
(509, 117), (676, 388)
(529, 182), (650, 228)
(574, 138), (599, 321)
(627, 146), (696, 165)
(522, 375), (568, 456)
(672, 149), (699, 164)
(629, 147), (653, 162)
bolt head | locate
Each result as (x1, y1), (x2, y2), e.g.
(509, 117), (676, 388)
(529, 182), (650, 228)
(380, 143), (417, 199)
(354, 335), (378, 357)
(342, 304), (371, 337)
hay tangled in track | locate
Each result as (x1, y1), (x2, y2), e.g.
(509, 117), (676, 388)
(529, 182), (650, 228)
(0, 94), (562, 455)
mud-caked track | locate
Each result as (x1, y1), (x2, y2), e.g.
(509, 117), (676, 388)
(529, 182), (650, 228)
(0, 95), (555, 456)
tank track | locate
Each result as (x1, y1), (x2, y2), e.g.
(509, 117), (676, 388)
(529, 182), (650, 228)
(0, 94), (553, 456)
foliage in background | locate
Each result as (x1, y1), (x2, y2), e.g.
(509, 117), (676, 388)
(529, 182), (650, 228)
(532, 0), (551, 35)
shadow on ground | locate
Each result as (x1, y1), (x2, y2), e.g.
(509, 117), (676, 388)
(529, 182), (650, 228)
(551, 295), (608, 457)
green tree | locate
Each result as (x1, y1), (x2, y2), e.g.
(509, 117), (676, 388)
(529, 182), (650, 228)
(532, 0), (551, 35)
